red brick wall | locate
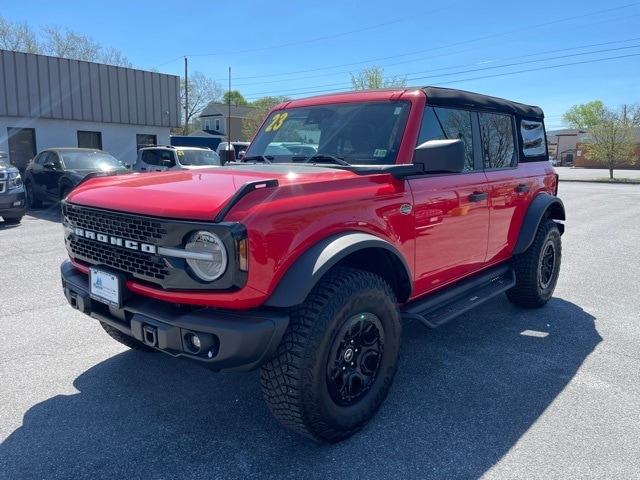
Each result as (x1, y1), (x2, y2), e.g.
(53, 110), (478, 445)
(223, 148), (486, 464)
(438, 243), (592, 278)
(574, 143), (640, 169)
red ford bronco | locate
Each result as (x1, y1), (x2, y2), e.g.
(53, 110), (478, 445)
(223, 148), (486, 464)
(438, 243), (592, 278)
(60, 87), (565, 442)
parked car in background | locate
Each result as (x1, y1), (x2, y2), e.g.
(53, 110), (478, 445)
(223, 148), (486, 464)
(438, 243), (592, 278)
(24, 148), (131, 208)
(215, 142), (249, 163)
(0, 155), (25, 224)
(132, 146), (221, 172)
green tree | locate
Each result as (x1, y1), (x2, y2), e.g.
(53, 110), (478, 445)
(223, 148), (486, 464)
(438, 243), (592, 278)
(222, 90), (248, 107)
(349, 65), (407, 90)
(579, 104), (639, 179)
(562, 100), (607, 129)
(242, 96), (289, 140)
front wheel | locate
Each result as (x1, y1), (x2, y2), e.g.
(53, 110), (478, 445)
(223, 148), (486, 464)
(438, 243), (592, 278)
(507, 218), (562, 308)
(260, 267), (401, 442)
(25, 182), (42, 208)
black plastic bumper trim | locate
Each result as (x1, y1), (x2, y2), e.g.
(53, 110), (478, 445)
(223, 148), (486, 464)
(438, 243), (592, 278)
(60, 260), (289, 372)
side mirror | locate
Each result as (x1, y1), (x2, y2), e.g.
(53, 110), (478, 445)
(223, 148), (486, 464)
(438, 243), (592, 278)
(161, 159), (174, 167)
(413, 139), (466, 174)
(43, 162), (56, 170)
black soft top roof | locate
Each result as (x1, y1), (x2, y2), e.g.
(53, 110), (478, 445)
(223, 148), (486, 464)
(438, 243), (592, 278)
(421, 86), (544, 119)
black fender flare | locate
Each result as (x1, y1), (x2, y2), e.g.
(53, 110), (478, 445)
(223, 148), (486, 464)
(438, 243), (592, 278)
(513, 193), (566, 255)
(264, 232), (413, 308)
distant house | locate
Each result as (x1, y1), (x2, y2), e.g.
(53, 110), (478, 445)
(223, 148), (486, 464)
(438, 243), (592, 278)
(546, 129), (583, 166)
(0, 49), (181, 169)
(199, 103), (255, 141)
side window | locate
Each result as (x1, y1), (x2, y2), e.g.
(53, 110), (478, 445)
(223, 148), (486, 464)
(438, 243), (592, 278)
(141, 150), (160, 166)
(479, 112), (516, 169)
(34, 152), (49, 165)
(418, 107), (474, 171)
(521, 119), (547, 157)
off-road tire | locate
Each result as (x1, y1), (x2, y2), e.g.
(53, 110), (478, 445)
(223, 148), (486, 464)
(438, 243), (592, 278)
(25, 181), (42, 208)
(99, 321), (158, 352)
(260, 267), (401, 443)
(507, 218), (562, 308)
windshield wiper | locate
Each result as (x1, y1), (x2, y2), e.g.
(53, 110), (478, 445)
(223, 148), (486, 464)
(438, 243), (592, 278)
(242, 155), (273, 164)
(302, 154), (349, 166)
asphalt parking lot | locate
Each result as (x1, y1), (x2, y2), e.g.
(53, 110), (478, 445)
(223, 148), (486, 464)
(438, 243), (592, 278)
(0, 180), (639, 479)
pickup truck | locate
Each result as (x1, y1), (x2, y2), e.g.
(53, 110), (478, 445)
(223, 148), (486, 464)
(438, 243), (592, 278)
(60, 86), (565, 442)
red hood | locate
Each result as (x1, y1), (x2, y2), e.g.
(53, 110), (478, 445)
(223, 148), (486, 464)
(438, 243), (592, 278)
(67, 165), (357, 220)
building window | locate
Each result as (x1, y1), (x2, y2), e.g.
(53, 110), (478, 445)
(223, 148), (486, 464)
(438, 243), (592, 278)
(215, 119), (221, 132)
(136, 134), (157, 150)
(78, 131), (102, 149)
(204, 120), (210, 130)
(7, 127), (37, 172)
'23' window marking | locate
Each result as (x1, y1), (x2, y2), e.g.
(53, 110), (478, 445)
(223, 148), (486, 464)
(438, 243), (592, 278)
(265, 113), (289, 132)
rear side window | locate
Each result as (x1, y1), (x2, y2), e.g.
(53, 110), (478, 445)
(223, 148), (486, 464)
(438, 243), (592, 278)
(521, 120), (547, 157)
(141, 150), (160, 166)
(478, 112), (516, 169)
(418, 107), (474, 171)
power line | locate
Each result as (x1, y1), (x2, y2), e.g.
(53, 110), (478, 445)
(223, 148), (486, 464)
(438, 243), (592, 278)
(230, 36), (640, 89)
(243, 52), (640, 101)
(151, 2), (640, 74)
(213, 4), (640, 83)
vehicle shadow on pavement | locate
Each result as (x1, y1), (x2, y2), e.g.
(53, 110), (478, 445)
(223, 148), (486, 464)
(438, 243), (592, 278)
(0, 297), (599, 480)
(25, 204), (63, 223)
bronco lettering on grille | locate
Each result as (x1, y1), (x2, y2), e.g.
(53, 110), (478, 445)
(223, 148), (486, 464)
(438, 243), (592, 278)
(74, 227), (157, 254)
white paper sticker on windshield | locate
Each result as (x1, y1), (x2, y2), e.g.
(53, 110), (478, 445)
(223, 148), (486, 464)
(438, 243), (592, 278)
(374, 149), (387, 158)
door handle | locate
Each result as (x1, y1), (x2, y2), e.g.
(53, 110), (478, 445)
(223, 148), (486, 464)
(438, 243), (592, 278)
(515, 184), (531, 193)
(469, 192), (488, 202)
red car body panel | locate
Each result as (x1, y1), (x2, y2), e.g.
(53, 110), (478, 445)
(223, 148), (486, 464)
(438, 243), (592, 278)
(63, 87), (559, 312)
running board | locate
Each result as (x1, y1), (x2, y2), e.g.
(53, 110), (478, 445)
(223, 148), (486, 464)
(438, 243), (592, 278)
(401, 266), (516, 328)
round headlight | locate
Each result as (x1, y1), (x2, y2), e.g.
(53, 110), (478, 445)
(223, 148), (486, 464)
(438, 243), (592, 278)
(185, 231), (228, 282)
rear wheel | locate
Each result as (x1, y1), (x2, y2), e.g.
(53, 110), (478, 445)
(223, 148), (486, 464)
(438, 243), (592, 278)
(507, 218), (562, 308)
(99, 321), (158, 352)
(260, 267), (401, 442)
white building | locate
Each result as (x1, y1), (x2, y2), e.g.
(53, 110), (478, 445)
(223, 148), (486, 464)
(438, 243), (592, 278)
(0, 49), (181, 170)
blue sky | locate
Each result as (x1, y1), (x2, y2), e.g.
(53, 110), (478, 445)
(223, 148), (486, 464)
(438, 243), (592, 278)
(2, 0), (639, 129)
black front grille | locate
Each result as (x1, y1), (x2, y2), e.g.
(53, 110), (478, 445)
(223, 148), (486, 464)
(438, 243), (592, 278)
(65, 204), (168, 242)
(62, 203), (247, 291)
(70, 237), (170, 280)
(63, 203), (173, 284)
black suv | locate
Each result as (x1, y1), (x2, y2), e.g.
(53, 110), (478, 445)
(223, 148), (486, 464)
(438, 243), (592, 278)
(24, 148), (130, 207)
(0, 154), (25, 224)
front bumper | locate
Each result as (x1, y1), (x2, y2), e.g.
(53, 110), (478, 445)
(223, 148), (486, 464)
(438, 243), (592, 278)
(0, 190), (25, 218)
(60, 260), (289, 372)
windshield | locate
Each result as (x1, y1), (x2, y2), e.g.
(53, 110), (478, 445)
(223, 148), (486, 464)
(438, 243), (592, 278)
(244, 101), (411, 166)
(178, 149), (221, 166)
(60, 151), (124, 170)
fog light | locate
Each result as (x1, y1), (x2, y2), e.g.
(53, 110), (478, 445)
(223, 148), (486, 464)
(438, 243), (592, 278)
(185, 332), (202, 353)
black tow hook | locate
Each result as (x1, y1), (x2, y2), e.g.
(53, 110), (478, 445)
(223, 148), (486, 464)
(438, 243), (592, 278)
(143, 325), (158, 347)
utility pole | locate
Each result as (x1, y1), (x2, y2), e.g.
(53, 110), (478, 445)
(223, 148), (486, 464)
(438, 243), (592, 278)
(227, 67), (231, 144)
(184, 56), (189, 136)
